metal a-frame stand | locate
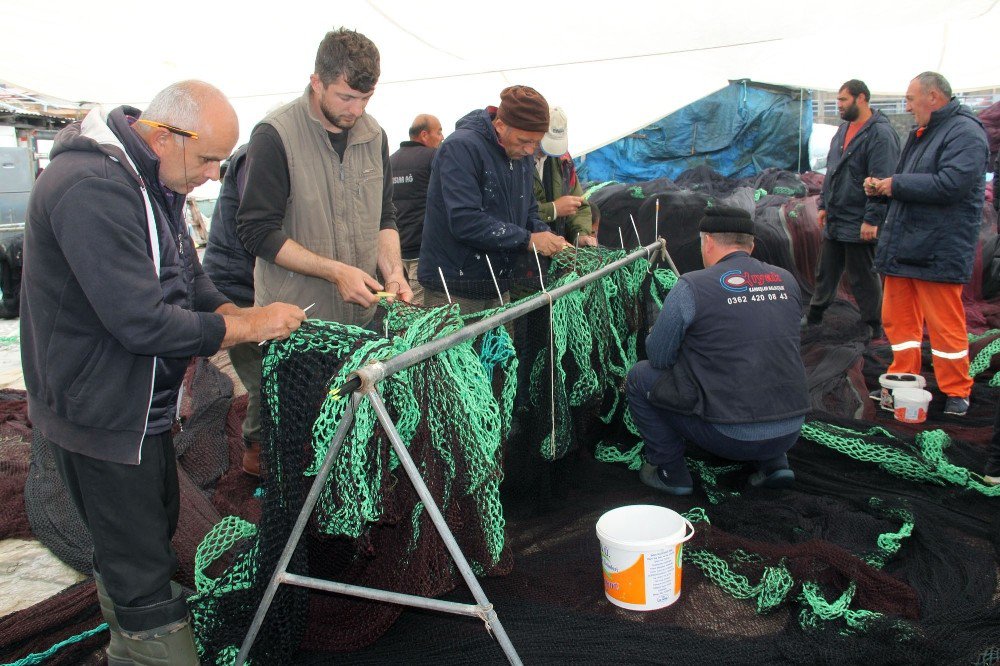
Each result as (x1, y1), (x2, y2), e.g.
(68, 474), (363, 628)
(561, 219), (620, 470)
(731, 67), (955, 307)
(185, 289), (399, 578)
(236, 240), (666, 665)
(234, 387), (523, 665)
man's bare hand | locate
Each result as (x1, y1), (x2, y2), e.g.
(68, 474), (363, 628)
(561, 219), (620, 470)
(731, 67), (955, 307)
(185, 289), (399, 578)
(530, 231), (571, 257)
(860, 222), (879, 241)
(576, 234), (598, 247)
(222, 303), (306, 348)
(330, 263), (383, 307)
(816, 210), (827, 230)
(864, 177), (893, 198)
(553, 195), (583, 217)
(382, 272), (414, 304)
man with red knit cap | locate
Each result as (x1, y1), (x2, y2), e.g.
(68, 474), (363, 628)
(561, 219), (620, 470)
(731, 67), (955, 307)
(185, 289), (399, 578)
(419, 85), (570, 313)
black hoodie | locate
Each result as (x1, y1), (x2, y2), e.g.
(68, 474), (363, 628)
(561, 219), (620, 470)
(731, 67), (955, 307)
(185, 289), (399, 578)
(21, 106), (228, 464)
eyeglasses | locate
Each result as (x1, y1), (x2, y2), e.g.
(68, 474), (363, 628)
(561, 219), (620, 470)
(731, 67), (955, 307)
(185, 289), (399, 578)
(137, 119), (199, 140)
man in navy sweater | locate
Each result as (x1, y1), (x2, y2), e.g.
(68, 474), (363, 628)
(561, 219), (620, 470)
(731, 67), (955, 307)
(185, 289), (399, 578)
(419, 86), (568, 312)
(626, 206), (809, 495)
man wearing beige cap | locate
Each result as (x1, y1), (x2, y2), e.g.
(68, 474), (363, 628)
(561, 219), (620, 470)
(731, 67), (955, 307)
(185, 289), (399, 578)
(419, 85), (570, 312)
(533, 107), (596, 246)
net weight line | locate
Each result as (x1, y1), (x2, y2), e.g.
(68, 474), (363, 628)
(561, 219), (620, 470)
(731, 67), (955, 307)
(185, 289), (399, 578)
(237, 239), (673, 664)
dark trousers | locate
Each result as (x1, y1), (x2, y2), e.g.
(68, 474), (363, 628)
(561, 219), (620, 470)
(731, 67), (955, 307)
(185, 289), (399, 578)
(228, 341), (263, 443)
(626, 361), (799, 472)
(809, 238), (882, 325)
(48, 431), (183, 628)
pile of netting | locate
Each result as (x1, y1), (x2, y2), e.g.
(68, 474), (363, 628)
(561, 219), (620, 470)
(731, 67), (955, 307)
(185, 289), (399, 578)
(4, 165), (1000, 665)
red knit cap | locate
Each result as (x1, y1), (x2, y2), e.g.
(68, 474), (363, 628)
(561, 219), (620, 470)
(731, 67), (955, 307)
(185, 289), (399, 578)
(497, 85), (549, 132)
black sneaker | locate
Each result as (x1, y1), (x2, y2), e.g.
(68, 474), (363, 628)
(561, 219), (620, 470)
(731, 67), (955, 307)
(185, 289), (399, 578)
(748, 468), (795, 489)
(943, 396), (969, 416)
(639, 462), (693, 496)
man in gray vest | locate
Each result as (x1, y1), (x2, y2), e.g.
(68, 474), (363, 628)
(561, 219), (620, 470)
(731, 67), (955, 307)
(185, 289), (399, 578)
(238, 27), (411, 326)
(626, 206), (809, 495)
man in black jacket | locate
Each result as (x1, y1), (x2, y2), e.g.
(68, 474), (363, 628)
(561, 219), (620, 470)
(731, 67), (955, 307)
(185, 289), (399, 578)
(390, 114), (443, 303)
(21, 80), (306, 664)
(804, 79), (900, 338)
(202, 145), (268, 476)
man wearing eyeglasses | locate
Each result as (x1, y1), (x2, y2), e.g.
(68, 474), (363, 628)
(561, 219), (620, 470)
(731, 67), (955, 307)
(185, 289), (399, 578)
(21, 80), (307, 665)
(237, 27), (411, 326)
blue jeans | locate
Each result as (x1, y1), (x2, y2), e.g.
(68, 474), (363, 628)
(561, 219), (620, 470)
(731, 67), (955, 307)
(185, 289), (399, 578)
(626, 360), (799, 473)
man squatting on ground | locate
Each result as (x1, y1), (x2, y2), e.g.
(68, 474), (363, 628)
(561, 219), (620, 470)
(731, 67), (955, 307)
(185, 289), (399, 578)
(21, 81), (306, 664)
(626, 206), (810, 495)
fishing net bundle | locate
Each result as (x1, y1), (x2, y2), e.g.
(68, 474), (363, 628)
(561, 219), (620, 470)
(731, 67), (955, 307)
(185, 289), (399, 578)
(188, 246), (675, 663)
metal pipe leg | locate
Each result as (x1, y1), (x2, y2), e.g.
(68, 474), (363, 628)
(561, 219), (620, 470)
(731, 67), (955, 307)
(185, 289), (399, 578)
(366, 389), (523, 666)
(235, 395), (360, 665)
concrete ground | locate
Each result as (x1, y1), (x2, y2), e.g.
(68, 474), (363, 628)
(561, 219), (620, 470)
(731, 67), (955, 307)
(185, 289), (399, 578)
(0, 315), (81, 620)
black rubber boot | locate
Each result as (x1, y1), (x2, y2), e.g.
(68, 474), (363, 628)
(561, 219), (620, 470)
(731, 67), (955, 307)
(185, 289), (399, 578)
(116, 582), (199, 665)
(94, 573), (133, 666)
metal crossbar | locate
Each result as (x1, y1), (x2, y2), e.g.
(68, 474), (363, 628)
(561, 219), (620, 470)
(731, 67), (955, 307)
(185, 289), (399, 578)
(236, 240), (670, 664)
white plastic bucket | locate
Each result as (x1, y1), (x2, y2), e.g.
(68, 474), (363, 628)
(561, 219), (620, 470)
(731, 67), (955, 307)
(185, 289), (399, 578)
(595, 505), (695, 611)
(893, 387), (932, 423)
(878, 373), (926, 411)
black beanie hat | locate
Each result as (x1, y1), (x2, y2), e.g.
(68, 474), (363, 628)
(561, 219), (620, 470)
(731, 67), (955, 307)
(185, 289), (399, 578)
(699, 205), (754, 234)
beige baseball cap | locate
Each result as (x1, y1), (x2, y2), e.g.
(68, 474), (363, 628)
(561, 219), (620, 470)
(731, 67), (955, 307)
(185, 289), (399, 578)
(541, 107), (568, 156)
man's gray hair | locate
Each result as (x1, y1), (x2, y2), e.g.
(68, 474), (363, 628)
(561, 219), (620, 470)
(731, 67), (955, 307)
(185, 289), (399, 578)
(914, 71), (952, 99)
(139, 80), (220, 130)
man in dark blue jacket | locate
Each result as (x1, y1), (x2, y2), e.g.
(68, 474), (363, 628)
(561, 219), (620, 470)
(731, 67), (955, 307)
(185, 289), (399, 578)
(203, 144), (267, 476)
(418, 86), (569, 313)
(21, 81), (305, 664)
(390, 113), (443, 304)
(867, 72), (989, 417)
(626, 206), (809, 495)
(804, 79), (900, 338)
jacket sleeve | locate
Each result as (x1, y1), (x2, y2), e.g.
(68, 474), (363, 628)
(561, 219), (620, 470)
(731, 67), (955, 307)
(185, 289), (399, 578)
(379, 132), (397, 231)
(861, 126), (901, 226)
(51, 176), (225, 358)
(437, 140), (533, 251)
(526, 189), (549, 234)
(237, 124), (291, 262)
(533, 173), (557, 223)
(818, 127), (845, 211)
(645, 279), (695, 369)
(190, 246), (232, 313)
(891, 122), (989, 205)
(568, 178), (592, 239)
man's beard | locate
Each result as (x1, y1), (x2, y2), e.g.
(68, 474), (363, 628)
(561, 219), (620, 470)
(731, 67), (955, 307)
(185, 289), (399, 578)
(320, 100), (357, 130)
(840, 102), (860, 122)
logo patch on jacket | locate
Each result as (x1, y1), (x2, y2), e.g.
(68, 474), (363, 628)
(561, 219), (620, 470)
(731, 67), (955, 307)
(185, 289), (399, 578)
(720, 269), (785, 293)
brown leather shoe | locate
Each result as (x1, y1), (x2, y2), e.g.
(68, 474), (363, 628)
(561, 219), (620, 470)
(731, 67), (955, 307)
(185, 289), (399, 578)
(242, 441), (262, 477)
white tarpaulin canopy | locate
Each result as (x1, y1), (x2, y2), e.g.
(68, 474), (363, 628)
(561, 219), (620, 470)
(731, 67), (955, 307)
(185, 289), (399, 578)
(2, 0), (997, 159)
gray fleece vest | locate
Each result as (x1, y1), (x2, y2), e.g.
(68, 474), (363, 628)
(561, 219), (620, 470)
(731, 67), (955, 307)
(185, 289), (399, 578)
(254, 91), (382, 325)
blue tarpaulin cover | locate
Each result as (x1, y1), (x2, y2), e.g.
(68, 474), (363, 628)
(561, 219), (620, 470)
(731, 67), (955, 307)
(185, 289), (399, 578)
(576, 79), (812, 184)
